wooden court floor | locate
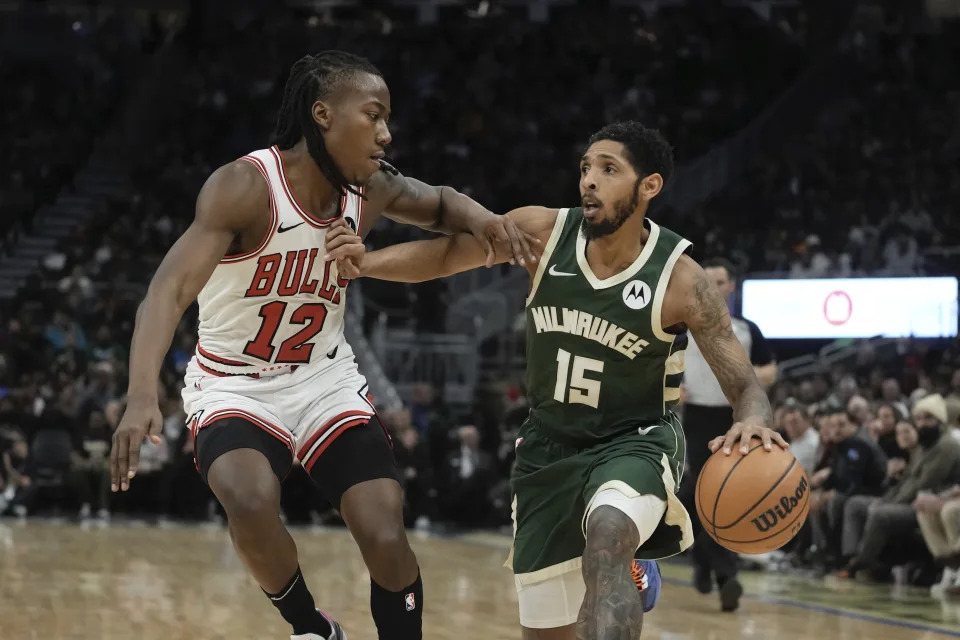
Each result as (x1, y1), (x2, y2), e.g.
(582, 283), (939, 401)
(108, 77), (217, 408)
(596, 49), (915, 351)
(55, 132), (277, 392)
(1, 520), (959, 640)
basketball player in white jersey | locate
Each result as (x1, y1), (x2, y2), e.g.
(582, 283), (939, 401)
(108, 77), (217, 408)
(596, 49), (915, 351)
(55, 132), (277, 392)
(108, 51), (535, 640)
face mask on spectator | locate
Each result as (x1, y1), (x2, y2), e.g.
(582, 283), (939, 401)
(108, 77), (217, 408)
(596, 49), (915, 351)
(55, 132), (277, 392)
(913, 395), (948, 448)
(917, 424), (942, 448)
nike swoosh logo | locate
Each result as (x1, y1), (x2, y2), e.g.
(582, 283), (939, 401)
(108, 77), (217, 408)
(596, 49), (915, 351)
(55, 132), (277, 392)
(277, 221), (306, 233)
(637, 424), (662, 436)
(548, 265), (576, 277)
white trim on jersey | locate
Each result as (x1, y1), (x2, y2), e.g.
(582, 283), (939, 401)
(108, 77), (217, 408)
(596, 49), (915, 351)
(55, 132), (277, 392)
(525, 208), (568, 306)
(219, 154), (278, 264)
(577, 218), (661, 290)
(192, 147), (364, 375)
(268, 146), (347, 228)
(650, 238), (692, 343)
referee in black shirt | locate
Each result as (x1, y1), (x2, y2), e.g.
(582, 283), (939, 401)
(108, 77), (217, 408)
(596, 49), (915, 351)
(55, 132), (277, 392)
(678, 258), (777, 612)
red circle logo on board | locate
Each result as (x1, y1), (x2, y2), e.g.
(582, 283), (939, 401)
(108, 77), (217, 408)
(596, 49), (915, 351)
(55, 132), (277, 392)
(823, 290), (853, 325)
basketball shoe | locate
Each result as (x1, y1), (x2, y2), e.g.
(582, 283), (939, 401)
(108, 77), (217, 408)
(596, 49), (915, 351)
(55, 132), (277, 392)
(291, 610), (347, 640)
(631, 560), (661, 612)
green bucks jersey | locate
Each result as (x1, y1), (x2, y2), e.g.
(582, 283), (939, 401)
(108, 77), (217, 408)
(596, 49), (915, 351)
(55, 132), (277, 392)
(524, 207), (691, 443)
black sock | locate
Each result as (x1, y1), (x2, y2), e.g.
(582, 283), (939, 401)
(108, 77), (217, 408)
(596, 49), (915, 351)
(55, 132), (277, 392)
(370, 571), (423, 640)
(264, 566), (333, 637)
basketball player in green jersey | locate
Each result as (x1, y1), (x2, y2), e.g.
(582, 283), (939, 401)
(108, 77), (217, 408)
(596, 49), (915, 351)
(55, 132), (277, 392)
(326, 121), (787, 639)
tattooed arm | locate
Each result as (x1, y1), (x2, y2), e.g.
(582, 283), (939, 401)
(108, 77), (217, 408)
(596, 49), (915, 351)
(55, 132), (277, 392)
(664, 256), (787, 455)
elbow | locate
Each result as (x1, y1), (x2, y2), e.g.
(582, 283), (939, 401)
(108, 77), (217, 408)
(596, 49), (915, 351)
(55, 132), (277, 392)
(427, 185), (448, 233)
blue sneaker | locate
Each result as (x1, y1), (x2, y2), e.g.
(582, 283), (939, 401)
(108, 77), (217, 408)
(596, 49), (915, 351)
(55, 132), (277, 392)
(632, 559), (661, 612)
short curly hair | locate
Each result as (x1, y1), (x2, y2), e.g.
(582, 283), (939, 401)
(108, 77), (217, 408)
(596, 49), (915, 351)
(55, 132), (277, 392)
(587, 121), (674, 184)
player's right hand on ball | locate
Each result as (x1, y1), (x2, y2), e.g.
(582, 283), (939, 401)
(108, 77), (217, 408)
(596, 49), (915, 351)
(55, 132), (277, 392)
(324, 219), (365, 279)
(110, 396), (163, 492)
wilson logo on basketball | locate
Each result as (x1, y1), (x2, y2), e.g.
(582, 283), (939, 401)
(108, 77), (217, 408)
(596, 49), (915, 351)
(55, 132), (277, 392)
(750, 475), (808, 533)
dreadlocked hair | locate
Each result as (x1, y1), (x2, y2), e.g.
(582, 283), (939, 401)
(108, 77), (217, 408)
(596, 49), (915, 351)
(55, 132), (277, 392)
(272, 51), (383, 198)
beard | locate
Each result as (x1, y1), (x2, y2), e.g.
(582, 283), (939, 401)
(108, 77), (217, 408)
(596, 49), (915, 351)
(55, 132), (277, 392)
(581, 180), (642, 240)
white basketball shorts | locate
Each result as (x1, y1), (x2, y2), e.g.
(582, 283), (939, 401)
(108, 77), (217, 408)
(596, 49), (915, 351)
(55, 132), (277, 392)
(181, 336), (377, 475)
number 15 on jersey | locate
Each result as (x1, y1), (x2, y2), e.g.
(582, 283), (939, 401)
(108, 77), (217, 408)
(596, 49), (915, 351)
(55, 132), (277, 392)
(554, 348), (604, 409)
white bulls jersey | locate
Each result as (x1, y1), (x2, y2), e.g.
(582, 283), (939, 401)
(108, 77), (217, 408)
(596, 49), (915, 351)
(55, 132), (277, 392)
(193, 146), (366, 378)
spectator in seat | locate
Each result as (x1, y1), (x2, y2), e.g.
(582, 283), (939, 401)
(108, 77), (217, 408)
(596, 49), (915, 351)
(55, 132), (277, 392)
(809, 408), (887, 568)
(870, 403), (907, 460)
(783, 404), (820, 474)
(167, 425), (214, 521)
(915, 486), (960, 596)
(106, 398), (170, 516)
(946, 369), (960, 431)
(436, 425), (496, 528)
(837, 396), (960, 578)
(847, 395), (871, 428)
(834, 419), (919, 577)
(387, 408), (435, 529)
(882, 420), (919, 490)
(781, 404), (821, 562)
(70, 408), (112, 520)
(882, 378), (909, 418)
(1, 436), (30, 516)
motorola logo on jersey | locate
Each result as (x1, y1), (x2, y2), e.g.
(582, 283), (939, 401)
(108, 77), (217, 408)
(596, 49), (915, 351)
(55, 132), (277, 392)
(622, 280), (652, 310)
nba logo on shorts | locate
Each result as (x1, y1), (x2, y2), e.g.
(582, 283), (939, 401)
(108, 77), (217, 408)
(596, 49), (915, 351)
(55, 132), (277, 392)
(405, 592), (416, 611)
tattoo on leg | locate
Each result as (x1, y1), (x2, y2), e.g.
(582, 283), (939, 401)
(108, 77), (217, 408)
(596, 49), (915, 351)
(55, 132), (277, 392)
(578, 507), (644, 640)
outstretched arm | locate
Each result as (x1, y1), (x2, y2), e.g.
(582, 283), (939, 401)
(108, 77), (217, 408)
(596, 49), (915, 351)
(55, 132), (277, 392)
(327, 206), (557, 283)
(666, 256), (785, 455)
(364, 169), (537, 267)
(362, 233), (489, 283)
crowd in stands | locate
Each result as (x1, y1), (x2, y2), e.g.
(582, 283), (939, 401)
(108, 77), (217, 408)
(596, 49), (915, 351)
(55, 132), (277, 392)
(0, 10), (164, 247)
(769, 361), (960, 593)
(683, 17), (960, 277)
(1, 1), (960, 606)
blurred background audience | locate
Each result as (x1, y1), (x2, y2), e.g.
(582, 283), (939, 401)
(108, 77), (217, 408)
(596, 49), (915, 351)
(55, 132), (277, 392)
(1, 0), (959, 606)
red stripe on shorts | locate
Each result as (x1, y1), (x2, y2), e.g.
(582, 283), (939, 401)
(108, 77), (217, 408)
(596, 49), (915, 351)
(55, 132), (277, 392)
(197, 408), (295, 453)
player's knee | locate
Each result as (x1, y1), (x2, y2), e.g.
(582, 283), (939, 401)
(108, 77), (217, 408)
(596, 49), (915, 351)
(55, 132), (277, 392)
(221, 481), (280, 526)
(209, 459), (280, 525)
(584, 505), (640, 562)
(360, 523), (409, 559)
(358, 524), (413, 587)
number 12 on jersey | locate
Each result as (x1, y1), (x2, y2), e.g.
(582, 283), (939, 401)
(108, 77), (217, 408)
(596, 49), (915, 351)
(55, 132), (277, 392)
(554, 348), (604, 408)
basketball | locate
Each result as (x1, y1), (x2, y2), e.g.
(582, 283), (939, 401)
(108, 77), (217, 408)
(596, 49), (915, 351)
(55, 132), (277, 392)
(695, 438), (810, 555)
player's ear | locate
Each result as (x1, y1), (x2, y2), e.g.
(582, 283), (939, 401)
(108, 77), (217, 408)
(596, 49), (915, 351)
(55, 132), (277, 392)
(312, 99), (332, 131)
(638, 173), (664, 201)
